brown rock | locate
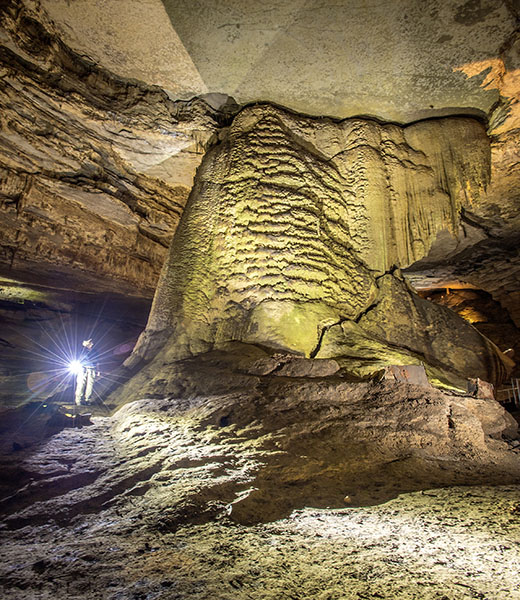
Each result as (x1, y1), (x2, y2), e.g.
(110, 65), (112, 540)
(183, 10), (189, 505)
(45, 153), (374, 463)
(0, 0), (235, 295)
(379, 365), (430, 387)
(274, 358), (340, 378)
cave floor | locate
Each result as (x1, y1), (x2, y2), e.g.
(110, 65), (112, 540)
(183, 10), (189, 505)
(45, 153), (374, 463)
(1, 472), (519, 600)
(0, 384), (519, 599)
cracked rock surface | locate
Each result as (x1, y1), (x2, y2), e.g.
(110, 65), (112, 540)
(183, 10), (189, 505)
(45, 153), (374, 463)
(129, 104), (509, 387)
(0, 0), (519, 327)
(1, 0), (519, 338)
(3, 486), (520, 600)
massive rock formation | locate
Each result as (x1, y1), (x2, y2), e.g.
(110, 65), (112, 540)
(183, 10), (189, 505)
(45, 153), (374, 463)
(128, 104), (510, 388)
(3, 349), (520, 525)
(1, 5), (520, 599)
(0, 0), (519, 328)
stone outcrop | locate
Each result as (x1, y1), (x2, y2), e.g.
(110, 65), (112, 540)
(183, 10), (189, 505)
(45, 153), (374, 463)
(0, 4), (519, 598)
(129, 104), (509, 388)
(316, 273), (511, 388)
(403, 26), (520, 326)
(414, 287), (520, 379)
(0, 0), (236, 295)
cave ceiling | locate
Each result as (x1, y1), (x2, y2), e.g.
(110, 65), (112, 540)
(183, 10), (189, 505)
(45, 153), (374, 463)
(40, 0), (514, 122)
(0, 0), (519, 322)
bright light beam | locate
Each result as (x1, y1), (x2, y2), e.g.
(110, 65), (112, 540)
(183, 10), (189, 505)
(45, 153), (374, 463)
(68, 360), (84, 375)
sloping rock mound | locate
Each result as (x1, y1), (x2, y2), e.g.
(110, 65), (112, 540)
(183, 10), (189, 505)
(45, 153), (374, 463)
(2, 349), (519, 530)
(316, 272), (511, 388)
(128, 104), (510, 387)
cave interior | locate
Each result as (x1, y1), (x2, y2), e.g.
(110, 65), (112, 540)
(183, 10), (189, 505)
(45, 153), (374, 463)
(1, 1), (520, 599)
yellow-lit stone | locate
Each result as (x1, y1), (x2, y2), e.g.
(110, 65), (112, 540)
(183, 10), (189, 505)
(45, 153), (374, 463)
(130, 105), (506, 386)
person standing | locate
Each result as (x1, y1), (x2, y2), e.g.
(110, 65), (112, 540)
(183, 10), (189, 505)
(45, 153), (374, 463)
(74, 339), (97, 406)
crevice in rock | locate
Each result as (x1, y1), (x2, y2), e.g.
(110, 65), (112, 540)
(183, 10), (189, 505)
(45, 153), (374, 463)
(309, 268), (402, 359)
(309, 320), (344, 359)
(353, 266), (403, 325)
(447, 405), (455, 430)
(488, 94), (514, 133)
(460, 207), (496, 238)
(502, 0), (520, 22)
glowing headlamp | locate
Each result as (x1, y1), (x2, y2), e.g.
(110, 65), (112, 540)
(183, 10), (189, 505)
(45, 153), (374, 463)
(68, 360), (84, 375)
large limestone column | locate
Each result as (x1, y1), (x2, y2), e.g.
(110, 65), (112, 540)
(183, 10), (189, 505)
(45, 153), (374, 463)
(129, 104), (509, 387)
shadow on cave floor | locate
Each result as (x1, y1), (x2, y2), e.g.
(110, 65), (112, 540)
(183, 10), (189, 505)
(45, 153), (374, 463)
(1, 343), (520, 535)
(0, 286), (152, 512)
(116, 346), (520, 523)
(0, 400), (92, 505)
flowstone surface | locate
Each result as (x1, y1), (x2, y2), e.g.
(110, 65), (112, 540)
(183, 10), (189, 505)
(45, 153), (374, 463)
(129, 104), (510, 388)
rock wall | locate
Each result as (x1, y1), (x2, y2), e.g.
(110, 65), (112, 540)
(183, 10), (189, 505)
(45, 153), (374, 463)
(317, 273), (510, 388)
(0, 0), (235, 295)
(129, 104), (508, 387)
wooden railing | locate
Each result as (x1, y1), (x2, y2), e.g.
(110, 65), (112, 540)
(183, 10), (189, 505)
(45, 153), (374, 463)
(503, 379), (520, 409)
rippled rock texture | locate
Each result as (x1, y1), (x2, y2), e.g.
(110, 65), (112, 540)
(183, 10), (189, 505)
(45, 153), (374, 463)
(130, 104), (510, 388)
(1, 0), (519, 321)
